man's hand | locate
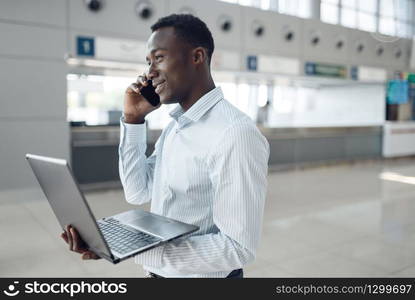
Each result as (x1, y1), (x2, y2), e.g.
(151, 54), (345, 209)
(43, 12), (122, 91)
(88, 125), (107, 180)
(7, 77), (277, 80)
(61, 225), (101, 260)
(124, 74), (161, 124)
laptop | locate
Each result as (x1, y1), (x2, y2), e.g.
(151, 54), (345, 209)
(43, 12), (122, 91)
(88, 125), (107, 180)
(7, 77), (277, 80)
(26, 154), (199, 264)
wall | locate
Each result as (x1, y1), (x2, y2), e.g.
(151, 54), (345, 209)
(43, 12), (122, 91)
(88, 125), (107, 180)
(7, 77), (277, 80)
(0, 0), (70, 190)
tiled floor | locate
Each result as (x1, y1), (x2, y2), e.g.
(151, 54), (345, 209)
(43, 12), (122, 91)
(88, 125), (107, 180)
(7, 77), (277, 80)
(1, 159), (415, 277)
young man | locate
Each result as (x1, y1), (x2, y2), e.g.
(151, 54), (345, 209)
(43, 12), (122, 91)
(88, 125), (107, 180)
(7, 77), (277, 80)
(62, 14), (269, 278)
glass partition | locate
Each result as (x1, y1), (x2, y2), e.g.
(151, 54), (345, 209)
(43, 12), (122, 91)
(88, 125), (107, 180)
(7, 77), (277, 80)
(68, 72), (385, 129)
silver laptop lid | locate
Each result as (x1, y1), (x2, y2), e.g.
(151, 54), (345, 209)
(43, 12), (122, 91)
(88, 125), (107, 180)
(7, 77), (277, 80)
(25, 154), (113, 260)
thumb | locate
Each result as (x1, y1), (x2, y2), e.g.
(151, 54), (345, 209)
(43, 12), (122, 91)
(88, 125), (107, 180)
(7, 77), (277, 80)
(82, 251), (100, 260)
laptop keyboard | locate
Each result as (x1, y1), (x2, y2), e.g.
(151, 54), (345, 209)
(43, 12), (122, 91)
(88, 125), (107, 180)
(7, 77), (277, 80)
(98, 218), (161, 255)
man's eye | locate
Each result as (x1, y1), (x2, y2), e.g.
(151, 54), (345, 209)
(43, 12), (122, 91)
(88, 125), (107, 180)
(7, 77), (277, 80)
(155, 55), (163, 60)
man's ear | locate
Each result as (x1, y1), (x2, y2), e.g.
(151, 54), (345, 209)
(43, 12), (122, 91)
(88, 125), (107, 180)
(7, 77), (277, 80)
(192, 47), (207, 65)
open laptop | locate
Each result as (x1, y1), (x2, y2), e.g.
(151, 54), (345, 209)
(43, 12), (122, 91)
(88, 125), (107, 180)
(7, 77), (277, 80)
(26, 154), (199, 264)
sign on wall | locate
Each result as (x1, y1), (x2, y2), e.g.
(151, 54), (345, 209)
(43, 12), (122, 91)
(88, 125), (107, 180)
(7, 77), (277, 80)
(76, 35), (147, 62)
(351, 66), (387, 82)
(77, 36), (95, 57)
(305, 62), (346, 78)
(247, 55), (258, 71)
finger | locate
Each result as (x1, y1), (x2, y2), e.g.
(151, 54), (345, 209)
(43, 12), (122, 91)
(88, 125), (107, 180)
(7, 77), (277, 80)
(61, 232), (69, 244)
(129, 83), (140, 93)
(137, 74), (148, 86)
(66, 225), (74, 251)
(71, 227), (85, 254)
(82, 251), (100, 260)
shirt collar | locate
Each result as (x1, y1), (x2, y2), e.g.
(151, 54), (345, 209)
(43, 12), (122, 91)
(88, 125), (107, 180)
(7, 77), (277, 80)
(169, 87), (223, 125)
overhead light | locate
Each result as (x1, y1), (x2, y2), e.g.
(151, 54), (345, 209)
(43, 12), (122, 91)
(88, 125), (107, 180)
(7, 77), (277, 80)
(84, 0), (103, 12)
(135, 0), (154, 20)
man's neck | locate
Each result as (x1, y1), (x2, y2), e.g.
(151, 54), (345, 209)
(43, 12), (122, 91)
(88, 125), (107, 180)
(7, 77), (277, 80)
(179, 77), (216, 112)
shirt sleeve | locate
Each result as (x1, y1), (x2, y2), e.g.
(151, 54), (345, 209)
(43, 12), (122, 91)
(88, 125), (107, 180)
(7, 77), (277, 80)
(118, 118), (156, 205)
(134, 122), (270, 275)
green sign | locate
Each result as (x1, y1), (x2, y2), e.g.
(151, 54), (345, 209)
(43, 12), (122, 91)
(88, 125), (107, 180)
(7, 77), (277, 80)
(305, 62), (347, 78)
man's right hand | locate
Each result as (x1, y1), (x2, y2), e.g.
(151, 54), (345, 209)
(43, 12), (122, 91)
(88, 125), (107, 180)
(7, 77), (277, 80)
(124, 74), (161, 124)
(61, 225), (101, 260)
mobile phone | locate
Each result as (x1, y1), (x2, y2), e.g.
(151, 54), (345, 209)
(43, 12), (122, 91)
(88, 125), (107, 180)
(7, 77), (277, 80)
(140, 80), (160, 106)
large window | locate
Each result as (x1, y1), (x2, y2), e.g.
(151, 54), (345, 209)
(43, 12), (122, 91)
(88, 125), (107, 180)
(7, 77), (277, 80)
(278, 0), (313, 18)
(321, 0), (414, 38)
(321, 0), (340, 24)
(379, 0), (414, 37)
(220, 0), (415, 37)
(220, 0), (313, 18)
(322, 0), (377, 31)
(67, 74), (128, 126)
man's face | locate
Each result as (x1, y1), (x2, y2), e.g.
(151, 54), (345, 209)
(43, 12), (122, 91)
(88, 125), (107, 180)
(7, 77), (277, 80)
(145, 27), (193, 104)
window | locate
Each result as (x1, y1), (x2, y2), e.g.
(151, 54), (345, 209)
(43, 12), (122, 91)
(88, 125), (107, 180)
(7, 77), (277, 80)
(321, 0), (340, 24)
(358, 11), (376, 32)
(218, 0), (313, 18)
(340, 0), (377, 31)
(67, 74), (173, 129)
(219, 0), (239, 3)
(379, 17), (396, 36)
(67, 73), (274, 129)
(67, 74), (129, 126)
(221, 0), (415, 38)
(321, 0), (415, 38)
(379, 0), (414, 38)
(357, 0), (377, 32)
(380, 0), (394, 17)
(340, 0), (356, 27)
(342, 0), (357, 9)
(358, 0), (377, 14)
(278, 0), (313, 18)
(341, 7), (357, 28)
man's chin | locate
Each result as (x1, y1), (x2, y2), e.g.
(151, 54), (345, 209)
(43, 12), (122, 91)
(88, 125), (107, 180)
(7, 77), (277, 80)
(160, 96), (179, 105)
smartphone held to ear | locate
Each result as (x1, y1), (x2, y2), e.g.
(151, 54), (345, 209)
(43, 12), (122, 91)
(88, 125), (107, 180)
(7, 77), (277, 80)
(140, 80), (160, 107)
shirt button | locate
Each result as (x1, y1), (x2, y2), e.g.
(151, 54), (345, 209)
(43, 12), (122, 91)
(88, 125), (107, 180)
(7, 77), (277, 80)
(175, 129), (179, 133)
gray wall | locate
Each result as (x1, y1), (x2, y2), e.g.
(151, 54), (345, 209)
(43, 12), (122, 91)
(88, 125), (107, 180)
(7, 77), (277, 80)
(0, 0), (70, 190)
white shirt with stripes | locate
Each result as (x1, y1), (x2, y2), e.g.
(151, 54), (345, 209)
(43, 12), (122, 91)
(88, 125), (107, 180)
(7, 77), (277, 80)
(118, 86), (270, 278)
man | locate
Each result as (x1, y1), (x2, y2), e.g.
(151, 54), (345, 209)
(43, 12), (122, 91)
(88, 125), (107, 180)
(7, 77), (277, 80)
(62, 14), (269, 278)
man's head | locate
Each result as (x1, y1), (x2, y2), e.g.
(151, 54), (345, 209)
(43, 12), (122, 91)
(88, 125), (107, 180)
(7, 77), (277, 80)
(145, 14), (215, 105)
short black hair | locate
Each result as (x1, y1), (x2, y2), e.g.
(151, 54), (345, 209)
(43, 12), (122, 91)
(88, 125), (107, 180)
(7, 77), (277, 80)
(151, 14), (215, 65)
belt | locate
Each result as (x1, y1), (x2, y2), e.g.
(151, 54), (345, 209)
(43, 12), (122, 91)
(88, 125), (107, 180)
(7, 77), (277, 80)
(146, 269), (243, 278)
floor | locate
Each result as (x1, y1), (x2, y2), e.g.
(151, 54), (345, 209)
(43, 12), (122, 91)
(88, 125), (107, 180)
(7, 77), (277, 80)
(1, 158), (415, 277)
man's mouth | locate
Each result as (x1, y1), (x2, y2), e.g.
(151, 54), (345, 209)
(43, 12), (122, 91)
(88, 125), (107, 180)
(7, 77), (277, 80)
(154, 81), (166, 94)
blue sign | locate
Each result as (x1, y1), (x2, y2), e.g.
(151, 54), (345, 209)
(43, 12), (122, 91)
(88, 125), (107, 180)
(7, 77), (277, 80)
(350, 66), (358, 80)
(77, 36), (95, 57)
(247, 55), (257, 71)
(305, 62), (315, 75)
(386, 80), (408, 104)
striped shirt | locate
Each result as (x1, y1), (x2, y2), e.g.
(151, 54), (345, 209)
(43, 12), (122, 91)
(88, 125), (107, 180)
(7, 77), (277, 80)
(118, 87), (269, 278)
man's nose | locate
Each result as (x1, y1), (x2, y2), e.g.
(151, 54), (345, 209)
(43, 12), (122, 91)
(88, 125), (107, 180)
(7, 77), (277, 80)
(147, 64), (158, 80)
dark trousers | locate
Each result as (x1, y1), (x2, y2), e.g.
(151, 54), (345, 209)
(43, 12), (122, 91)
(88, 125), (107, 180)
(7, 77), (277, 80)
(148, 269), (243, 278)
(226, 268), (243, 278)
